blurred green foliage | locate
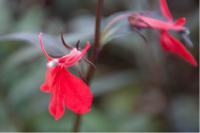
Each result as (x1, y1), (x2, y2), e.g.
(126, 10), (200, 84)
(0, 0), (198, 132)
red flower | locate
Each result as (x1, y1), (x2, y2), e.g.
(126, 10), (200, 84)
(39, 33), (93, 120)
(159, 0), (197, 66)
(128, 0), (197, 66)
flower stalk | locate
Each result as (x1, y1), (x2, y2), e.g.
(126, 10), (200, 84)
(72, 0), (104, 132)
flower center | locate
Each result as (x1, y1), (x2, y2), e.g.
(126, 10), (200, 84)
(47, 59), (59, 68)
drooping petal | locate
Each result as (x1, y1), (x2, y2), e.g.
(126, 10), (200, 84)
(160, 32), (172, 51)
(59, 42), (91, 67)
(45, 66), (66, 120)
(62, 70), (93, 114)
(44, 66), (92, 117)
(160, 31), (197, 66)
(49, 92), (65, 120)
(160, 0), (173, 21)
(39, 33), (52, 61)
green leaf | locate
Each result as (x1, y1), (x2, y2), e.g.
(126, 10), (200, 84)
(91, 70), (138, 96)
(101, 11), (133, 45)
(30, 111), (74, 132)
(13, 6), (46, 32)
(0, 102), (17, 131)
(0, 31), (94, 57)
(118, 113), (160, 132)
(81, 108), (115, 131)
(0, 0), (12, 33)
(0, 32), (66, 56)
(2, 46), (40, 70)
(6, 62), (45, 107)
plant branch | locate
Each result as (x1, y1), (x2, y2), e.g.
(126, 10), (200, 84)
(73, 114), (81, 132)
(72, 0), (104, 132)
(85, 0), (104, 82)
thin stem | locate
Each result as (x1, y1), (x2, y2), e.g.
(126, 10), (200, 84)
(73, 114), (81, 132)
(92, 0), (104, 63)
(86, 0), (104, 82)
(72, 0), (104, 132)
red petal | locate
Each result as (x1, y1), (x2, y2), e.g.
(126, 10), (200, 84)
(49, 92), (65, 120)
(40, 69), (52, 93)
(40, 83), (50, 93)
(138, 16), (184, 31)
(160, 32), (171, 51)
(59, 42), (91, 67)
(41, 67), (65, 120)
(44, 66), (92, 118)
(160, 0), (173, 21)
(160, 31), (198, 66)
(174, 17), (186, 26)
(62, 70), (93, 114)
(41, 67), (62, 93)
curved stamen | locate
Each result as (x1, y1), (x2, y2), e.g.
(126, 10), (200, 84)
(132, 27), (149, 46)
(39, 33), (52, 61)
(61, 33), (73, 49)
(75, 40), (81, 50)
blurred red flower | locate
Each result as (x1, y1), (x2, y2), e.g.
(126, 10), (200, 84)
(39, 33), (93, 120)
(128, 0), (197, 66)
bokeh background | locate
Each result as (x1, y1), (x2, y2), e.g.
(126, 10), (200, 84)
(0, 0), (199, 132)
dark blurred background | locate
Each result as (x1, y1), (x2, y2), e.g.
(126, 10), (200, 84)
(0, 0), (199, 132)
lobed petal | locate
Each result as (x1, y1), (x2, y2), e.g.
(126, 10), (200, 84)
(42, 66), (92, 119)
(62, 70), (93, 114)
(46, 67), (66, 120)
(160, 31), (197, 66)
(49, 92), (65, 120)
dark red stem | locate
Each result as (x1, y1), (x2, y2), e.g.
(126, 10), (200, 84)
(85, 0), (103, 82)
(72, 0), (104, 132)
